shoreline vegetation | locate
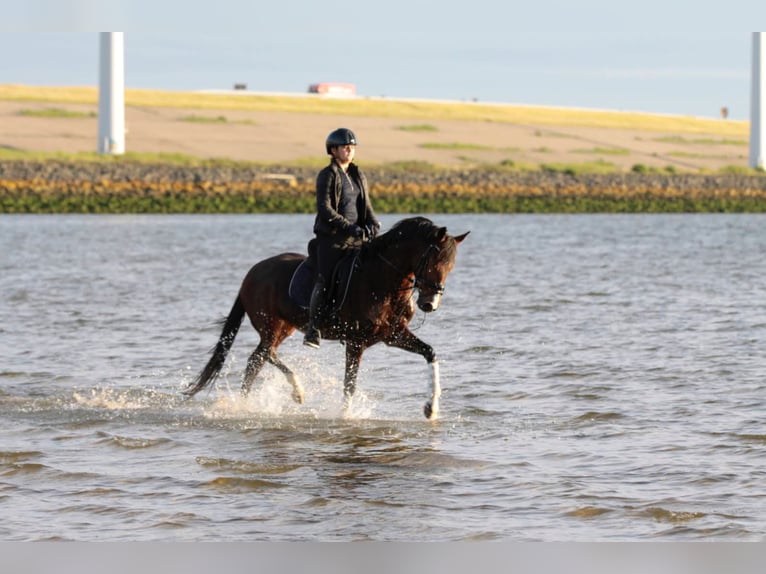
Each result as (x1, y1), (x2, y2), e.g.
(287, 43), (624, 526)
(3, 160), (766, 214)
(1, 85), (765, 213)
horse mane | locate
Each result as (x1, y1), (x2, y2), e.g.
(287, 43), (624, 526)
(365, 216), (432, 255)
(364, 216), (457, 263)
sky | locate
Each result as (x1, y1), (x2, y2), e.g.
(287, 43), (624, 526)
(2, 2), (764, 120)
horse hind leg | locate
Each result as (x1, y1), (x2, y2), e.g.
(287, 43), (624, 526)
(242, 323), (303, 403)
(241, 343), (269, 397)
(268, 353), (304, 404)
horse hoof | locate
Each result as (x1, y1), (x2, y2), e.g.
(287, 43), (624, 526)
(292, 390), (305, 404)
(424, 402), (435, 420)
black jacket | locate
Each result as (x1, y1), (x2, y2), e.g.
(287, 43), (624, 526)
(313, 160), (380, 237)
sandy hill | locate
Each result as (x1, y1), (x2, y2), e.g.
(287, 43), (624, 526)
(0, 93), (751, 173)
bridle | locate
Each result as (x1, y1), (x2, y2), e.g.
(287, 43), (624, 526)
(377, 242), (446, 295)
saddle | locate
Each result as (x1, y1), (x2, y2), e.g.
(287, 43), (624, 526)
(288, 238), (360, 312)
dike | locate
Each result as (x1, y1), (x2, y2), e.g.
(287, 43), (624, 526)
(2, 160), (766, 213)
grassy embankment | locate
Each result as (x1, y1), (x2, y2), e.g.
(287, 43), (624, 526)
(1, 85), (765, 213)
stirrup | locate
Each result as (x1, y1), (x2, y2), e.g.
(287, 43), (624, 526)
(303, 328), (321, 348)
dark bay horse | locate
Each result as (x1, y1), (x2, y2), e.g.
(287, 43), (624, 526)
(184, 216), (468, 419)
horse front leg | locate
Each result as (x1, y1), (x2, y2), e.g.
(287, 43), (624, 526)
(343, 342), (365, 414)
(386, 328), (441, 420)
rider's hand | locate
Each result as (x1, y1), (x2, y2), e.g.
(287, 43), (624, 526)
(365, 223), (380, 240)
(349, 225), (364, 239)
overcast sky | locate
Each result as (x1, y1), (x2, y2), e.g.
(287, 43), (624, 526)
(2, 2), (764, 120)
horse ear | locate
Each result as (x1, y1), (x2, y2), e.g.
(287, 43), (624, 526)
(453, 231), (470, 244)
(437, 227), (448, 242)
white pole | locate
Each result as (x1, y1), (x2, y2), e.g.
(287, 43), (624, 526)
(750, 32), (765, 170)
(98, 32), (125, 155)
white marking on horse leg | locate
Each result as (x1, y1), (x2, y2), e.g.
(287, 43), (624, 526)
(288, 373), (305, 404)
(425, 360), (441, 420)
(342, 393), (353, 418)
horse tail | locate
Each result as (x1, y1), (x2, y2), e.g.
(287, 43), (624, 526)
(183, 296), (246, 397)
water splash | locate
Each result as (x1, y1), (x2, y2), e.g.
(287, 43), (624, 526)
(71, 386), (180, 411)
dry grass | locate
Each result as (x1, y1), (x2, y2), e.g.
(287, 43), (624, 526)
(0, 84), (748, 137)
(1, 84), (756, 173)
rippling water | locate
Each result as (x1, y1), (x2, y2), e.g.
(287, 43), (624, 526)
(2, 213), (766, 541)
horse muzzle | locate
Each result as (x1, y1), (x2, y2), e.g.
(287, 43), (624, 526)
(417, 293), (441, 313)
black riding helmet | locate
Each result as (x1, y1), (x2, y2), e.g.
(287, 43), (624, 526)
(325, 128), (358, 154)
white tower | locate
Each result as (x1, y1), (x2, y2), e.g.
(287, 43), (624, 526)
(98, 32), (125, 155)
(750, 32), (765, 170)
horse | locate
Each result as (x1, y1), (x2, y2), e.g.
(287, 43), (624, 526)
(183, 216), (469, 419)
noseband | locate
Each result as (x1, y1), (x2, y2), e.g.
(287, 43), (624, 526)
(378, 243), (446, 295)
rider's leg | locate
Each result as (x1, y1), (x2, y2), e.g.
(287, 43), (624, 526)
(304, 237), (344, 348)
(303, 275), (326, 348)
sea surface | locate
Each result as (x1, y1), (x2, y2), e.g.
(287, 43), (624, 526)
(1, 213), (766, 541)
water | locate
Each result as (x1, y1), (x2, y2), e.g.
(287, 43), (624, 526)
(2, 213), (766, 541)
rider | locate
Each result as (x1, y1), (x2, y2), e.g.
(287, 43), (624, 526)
(303, 128), (381, 348)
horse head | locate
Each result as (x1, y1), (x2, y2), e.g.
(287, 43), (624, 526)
(376, 217), (469, 313)
(414, 225), (469, 312)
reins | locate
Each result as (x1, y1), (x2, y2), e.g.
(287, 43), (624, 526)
(376, 243), (446, 295)
(373, 241), (445, 331)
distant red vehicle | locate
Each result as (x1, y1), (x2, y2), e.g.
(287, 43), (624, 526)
(307, 82), (356, 96)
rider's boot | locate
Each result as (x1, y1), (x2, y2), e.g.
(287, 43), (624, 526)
(303, 280), (325, 348)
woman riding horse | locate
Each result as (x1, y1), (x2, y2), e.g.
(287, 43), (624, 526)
(304, 128), (381, 348)
(184, 217), (468, 420)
